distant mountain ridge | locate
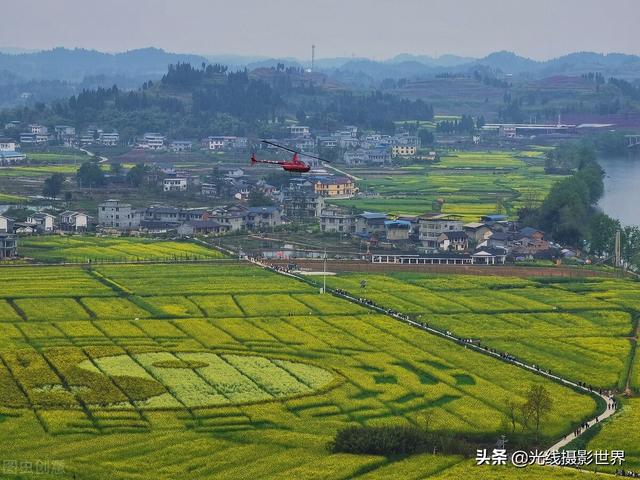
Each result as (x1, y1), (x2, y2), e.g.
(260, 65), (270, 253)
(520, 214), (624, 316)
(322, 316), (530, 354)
(0, 47), (208, 82)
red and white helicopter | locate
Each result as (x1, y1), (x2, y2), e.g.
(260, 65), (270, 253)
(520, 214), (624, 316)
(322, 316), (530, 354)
(250, 140), (330, 173)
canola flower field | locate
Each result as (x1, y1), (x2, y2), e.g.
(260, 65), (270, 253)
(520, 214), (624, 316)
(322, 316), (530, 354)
(0, 262), (636, 479)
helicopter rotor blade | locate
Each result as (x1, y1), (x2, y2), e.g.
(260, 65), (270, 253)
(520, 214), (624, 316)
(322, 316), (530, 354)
(261, 139), (332, 163)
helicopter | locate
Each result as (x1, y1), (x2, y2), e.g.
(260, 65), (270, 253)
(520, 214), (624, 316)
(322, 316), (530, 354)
(250, 140), (330, 173)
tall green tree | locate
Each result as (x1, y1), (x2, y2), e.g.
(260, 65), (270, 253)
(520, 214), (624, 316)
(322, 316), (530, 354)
(42, 173), (65, 198)
(76, 161), (105, 188)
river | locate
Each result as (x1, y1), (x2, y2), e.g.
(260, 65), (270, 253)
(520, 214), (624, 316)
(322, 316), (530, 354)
(598, 154), (640, 227)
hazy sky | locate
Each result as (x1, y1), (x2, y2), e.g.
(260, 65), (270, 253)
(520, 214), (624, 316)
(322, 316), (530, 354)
(1, 0), (637, 60)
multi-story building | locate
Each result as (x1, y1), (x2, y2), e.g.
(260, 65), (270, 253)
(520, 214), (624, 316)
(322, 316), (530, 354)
(0, 139), (17, 151)
(392, 145), (417, 157)
(355, 212), (388, 237)
(245, 206), (283, 231)
(163, 177), (188, 192)
(100, 132), (120, 147)
(289, 125), (310, 137)
(29, 124), (48, 135)
(170, 140), (192, 152)
(0, 150), (26, 165)
(58, 211), (89, 231)
(418, 213), (463, 252)
(98, 200), (140, 230)
(319, 207), (355, 234)
(0, 233), (17, 259)
(314, 176), (356, 198)
(0, 215), (10, 233)
(143, 133), (166, 150)
(26, 213), (55, 233)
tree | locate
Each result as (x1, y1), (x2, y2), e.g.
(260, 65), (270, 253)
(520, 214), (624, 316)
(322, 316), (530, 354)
(126, 164), (149, 187)
(110, 162), (123, 177)
(418, 129), (434, 146)
(42, 173), (65, 198)
(248, 188), (274, 207)
(503, 398), (520, 433)
(76, 161), (105, 188)
(523, 384), (553, 443)
(588, 212), (620, 257)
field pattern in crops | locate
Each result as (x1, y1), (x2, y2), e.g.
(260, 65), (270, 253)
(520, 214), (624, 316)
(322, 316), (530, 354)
(0, 263), (602, 480)
(325, 273), (639, 389)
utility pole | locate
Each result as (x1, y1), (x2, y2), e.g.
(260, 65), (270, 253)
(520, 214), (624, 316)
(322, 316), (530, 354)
(311, 45), (315, 72)
(615, 230), (621, 270)
(322, 247), (326, 294)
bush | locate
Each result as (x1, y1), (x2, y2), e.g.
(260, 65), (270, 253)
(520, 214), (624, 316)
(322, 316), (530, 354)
(329, 425), (473, 456)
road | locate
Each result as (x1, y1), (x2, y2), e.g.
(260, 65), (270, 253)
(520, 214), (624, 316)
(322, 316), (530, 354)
(78, 147), (109, 163)
(321, 162), (361, 181)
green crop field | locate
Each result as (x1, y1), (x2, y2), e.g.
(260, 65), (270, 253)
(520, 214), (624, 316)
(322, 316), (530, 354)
(20, 236), (226, 263)
(324, 273), (639, 389)
(0, 263), (607, 479)
(587, 398), (640, 472)
(332, 151), (565, 221)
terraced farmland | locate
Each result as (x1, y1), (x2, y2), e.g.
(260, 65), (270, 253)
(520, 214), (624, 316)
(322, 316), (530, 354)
(325, 273), (639, 389)
(332, 150), (566, 221)
(0, 263), (605, 479)
(20, 236), (225, 263)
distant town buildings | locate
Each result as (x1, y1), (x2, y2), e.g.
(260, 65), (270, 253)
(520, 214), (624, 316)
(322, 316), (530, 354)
(98, 200), (140, 230)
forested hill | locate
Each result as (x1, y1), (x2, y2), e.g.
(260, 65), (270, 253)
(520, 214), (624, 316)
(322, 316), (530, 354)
(0, 62), (434, 140)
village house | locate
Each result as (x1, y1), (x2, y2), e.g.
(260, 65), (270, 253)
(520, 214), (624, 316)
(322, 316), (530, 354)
(289, 125), (310, 137)
(170, 140), (192, 152)
(418, 213), (464, 252)
(463, 222), (494, 244)
(0, 233), (17, 259)
(319, 207), (355, 234)
(142, 133), (166, 150)
(437, 231), (468, 251)
(98, 200), (140, 230)
(355, 212), (388, 237)
(163, 177), (188, 192)
(314, 176), (356, 198)
(0, 139), (17, 151)
(245, 206), (283, 231)
(208, 206), (247, 232)
(0, 215), (11, 233)
(58, 211), (89, 232)
(177, 220), (229, 237)
(26, 212), (55, 233)
(384, 220), (411, 241)
(0, 150), (26, 165)
(100, 131), (120, 147)
(391, 145), (417, 157)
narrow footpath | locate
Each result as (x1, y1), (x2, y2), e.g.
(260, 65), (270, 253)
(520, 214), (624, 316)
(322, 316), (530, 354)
(249, 258), (621, 474)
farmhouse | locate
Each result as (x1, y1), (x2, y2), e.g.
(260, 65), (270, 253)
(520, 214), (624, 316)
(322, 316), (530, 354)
(437, 231), (468, 251)
(245, 206), (283, 231)
(177, 220), (229, 237)
(384, 220), (411, 241)
(26, 213), (55, 233)
(392, 145), (417, 157)
(142, 133), (166, 150)
(170, 140), (192, 152)
(163, 177), (188, 192)
(355, 212), (388, 237)
(58, 211), (89, 232)
(100, 131), (120, 146)
(418, 213), (463, 252)
(98, 199), (140, 230)
(463, 222), (493, 244)
(0, 233), (17, 259)
(314, 176), (356, 198)
(0, 215), (11, 233)
(0, 150), (26, 165)
(319, 207), (355, 234)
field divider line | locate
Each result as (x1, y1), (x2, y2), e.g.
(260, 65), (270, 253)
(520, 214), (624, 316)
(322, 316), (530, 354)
(6, 298), (27, 321)
(0, 352), (49, 433)
(78, 345), (152, 427)
(252, 260), (618, 458)
(216, 354), (276, 399)
(29, 343), (102, 432)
